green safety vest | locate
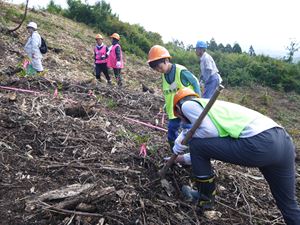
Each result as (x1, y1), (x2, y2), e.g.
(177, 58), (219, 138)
(195, 98), (263, 138)
(162, 64), (193, 119)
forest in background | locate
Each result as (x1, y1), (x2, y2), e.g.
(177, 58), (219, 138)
(3, 0), (300, 93)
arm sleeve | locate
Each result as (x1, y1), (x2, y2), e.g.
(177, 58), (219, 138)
(115, 46), (121, 61)
(181, 70), (201, 96)
(181, 101), (219, 138)
(105, 46), (109, 58)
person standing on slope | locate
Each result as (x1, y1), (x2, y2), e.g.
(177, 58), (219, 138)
(94, 34), (111, 84)
(147, 45), (201, 152)
(107, 33), (124, 86)
(195, 40), (222, 98)
(24, 22), (43, 73)
(172, 88), (300, 225)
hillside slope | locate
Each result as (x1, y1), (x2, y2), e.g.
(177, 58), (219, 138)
(1, 3), (300, 225)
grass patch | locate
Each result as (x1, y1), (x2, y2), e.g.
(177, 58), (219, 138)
(3, 7), (22, 22)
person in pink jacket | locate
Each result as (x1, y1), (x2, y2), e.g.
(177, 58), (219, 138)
(107, 33), (124, 86)
(94, 34), (111, 84)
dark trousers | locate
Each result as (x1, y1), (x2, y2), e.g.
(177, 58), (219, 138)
(95, 63), (110, 81)
(189, 127), (300, 225)
(113, 68), (122, 80)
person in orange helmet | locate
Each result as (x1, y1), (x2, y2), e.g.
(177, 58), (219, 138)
(107, 33), (124, 86)
(94, 34), (111, 84)
(147, 45), (201, 152)
(172, 88), (300, 224)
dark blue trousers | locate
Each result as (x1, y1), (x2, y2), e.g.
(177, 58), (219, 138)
(95, 63), (110, 81)
(189, 127), (300, 225)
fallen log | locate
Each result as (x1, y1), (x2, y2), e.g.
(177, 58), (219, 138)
(25, 184), (115, 212)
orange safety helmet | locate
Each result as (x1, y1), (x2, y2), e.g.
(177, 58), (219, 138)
(173, 88), (199, 116)
(147, 45), (171, 63)
(110, 33), (120, 40)
(95, 34), (103, 40)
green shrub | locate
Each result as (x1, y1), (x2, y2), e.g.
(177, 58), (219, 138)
(59, 0), (300, 94)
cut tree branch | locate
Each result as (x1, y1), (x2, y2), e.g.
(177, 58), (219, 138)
(8, 0), (29, 33)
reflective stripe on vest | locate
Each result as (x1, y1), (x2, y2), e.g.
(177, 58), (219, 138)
(163, 64), (193, 119)
(195, 98), (262, 138)
(107, 44), (124, 68)
(94, 46), (107, 64)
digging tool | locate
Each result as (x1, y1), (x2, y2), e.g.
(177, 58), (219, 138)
(158, 84), (224, 178)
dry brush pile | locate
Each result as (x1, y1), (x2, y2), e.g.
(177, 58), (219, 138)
(1, 3), (297, 224)
(0, 76), (287, 225)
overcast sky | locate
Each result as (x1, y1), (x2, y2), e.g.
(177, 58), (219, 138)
(8, 0), (300, 57)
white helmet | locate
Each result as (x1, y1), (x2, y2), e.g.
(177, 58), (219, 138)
(27, 22), (37, 30)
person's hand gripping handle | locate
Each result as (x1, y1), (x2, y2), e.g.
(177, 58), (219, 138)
(158, 85), (224, 178)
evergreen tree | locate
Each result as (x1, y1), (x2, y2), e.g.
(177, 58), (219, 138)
(208, 38), (218, 51)
(248, 45), (256, 56)
(224, 44), (233, 53)
(232, 42), (242, 54)
(218, 43), (225, 52)
(285, 40), (299, 63)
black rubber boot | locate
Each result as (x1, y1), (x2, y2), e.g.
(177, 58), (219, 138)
(193, 175), (216, 210)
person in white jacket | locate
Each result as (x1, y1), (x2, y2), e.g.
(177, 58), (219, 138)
(24, 22), (43, 72)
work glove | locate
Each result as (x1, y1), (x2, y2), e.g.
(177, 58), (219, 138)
(116, 61), (121, 68)
(164, 153), (191, 165)
(172, 132), (189, 155)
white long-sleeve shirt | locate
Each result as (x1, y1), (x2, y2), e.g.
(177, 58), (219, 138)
(181, 100), (279, 139)
(177, 100), (280, 165)
(200, 52), (220, 82)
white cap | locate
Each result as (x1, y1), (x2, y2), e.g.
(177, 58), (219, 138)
(27, 22), (37, 30)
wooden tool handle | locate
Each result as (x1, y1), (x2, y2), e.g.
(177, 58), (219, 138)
(159, 85), (224, 178)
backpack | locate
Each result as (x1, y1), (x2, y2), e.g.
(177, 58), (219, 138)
(39, 36), (48, 54)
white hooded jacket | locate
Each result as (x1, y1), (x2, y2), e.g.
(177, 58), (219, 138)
(24, 31), (42, 59)
(24, 31), (43, 71)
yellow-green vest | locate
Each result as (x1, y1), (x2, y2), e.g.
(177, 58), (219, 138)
(162, 64), (193, 119)
(195, 98), (264, 138)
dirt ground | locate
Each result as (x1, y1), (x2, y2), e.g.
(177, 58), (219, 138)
(0, 76), (293, 225)
(1, 4), (300, 224)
